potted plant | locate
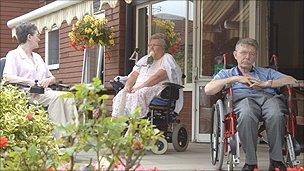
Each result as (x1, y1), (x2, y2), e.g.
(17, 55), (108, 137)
(59, 78), (162, 170)
(0, 82), (62, 170)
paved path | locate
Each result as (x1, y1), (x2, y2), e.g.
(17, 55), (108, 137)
(76, 143), (304, 170)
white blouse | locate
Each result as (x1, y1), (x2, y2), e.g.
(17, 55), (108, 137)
(3, 46), (53, 82)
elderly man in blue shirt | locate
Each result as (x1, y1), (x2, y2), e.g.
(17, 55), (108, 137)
(205, 38), (297, 171)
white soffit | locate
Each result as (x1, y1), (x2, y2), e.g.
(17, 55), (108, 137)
(100, 0), (119, 9)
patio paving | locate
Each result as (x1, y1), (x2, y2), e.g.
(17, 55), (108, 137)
(76, 142), (304, 170)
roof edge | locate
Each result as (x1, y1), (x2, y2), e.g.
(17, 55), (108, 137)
(7, 0), (83, 28)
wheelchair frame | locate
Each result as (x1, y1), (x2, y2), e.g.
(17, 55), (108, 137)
(210, 84), (303, 170)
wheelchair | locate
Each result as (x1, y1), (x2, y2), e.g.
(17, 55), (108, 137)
(210, 54), (303, 170)
(0, 57), (6, 82)
(110, 76), (189, 154)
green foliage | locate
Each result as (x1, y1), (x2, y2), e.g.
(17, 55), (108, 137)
(0, 83), (61, 170)
(59, 77), (163, 170)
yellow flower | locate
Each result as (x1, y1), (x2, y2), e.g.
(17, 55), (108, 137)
(85, 28), (93, 34)
(89, 38), (95, 45)
(69, 15), (114, 51)
(75, 21), (80, 27)
(94, 28), (99, 35)
(109, 39), (114, 45)
(83, 15), (93, 22)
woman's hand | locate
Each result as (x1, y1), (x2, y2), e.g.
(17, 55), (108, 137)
(39, 78), (53, 88)
(124, 85), (132, 93)
(131, 84), (145, 93)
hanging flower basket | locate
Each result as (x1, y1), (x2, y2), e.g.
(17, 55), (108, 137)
(68, 15), (115, 51)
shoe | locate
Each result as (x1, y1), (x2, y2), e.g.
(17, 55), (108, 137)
(268, 159), (286, 171)
(242, 163), (258, 171)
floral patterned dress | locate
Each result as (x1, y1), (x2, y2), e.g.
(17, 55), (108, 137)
(112, 53), (182, 118)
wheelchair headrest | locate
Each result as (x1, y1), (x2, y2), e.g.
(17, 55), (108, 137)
(0, 57), (6, 81)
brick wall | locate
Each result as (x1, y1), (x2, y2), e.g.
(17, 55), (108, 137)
(103, 1), (126, 111)
(36, 19), (83, 85)
(0, 0), (43, 57)
(179, 91), (193, 137)
(55, 20), (83, 84)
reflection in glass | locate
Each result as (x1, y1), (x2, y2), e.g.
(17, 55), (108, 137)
(200, 0), (253, 76)
(151, 0), (193, 83)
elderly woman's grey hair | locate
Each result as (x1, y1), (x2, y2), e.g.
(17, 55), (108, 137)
(235, 38), (259, 51)
(150, 33), (167, 49)
(15, 22), (38, 44)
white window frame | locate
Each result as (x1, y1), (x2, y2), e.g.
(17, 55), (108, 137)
(45, 26), (59, 70)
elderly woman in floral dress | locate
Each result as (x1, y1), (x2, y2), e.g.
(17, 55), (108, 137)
(112, 33), (183, 118)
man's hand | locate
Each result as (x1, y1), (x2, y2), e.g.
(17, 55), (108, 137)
(235, 76), (257, 86)
(248, 79), (270, 89)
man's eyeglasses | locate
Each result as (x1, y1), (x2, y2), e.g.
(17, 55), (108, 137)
(237, 51), (256, 57)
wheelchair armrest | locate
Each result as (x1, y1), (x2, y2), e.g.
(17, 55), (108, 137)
(162, 82), (184, 89)
(109, 79), (125, 94)
(49, 81), (71, 91)
(3, 82), (30, 90)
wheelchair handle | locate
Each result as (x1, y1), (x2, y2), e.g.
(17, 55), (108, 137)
(162, 82), (184, 89)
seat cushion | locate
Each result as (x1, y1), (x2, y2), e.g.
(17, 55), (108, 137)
(149, 97), (175, 111)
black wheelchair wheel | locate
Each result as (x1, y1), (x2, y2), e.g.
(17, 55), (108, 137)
(172, 124), (189, 152)
(151, 137), (168, 155)
(210, 100), (225, 170)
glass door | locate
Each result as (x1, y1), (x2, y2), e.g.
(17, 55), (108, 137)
(194, 0), (258, 142)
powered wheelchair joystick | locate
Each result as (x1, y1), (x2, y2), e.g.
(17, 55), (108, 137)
(29, 80), (44, 94)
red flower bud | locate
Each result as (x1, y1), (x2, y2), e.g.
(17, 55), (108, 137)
(0, 136), (8, 148)
(153, 166), (159, 171)
(46, 166), (54, 171)
(26, 113), (34, 121)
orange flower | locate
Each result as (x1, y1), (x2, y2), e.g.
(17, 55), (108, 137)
(0, 136), (8, 148)
(26, 112), (34, 121)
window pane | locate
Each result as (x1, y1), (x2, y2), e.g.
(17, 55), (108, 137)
(87, 47), (100, 82)
(48, 30), (59, 65)
(201, 0), (255, 76)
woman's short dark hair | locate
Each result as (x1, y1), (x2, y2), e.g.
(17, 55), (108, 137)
(15, 22), (38, 44)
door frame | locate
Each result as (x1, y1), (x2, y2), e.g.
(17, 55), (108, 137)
(192, 0), (260, 142)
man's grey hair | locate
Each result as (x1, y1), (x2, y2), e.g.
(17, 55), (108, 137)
(150, 33), (167, 49)
(235, 38), (259, 51)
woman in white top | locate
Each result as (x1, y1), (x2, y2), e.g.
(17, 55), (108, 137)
(3, 22), (78, 137)
(112, 33), (183, 117)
